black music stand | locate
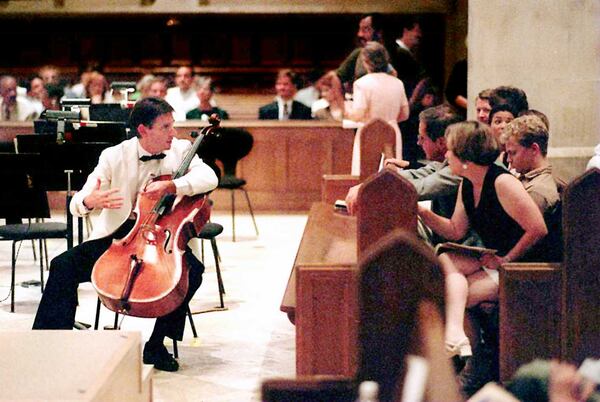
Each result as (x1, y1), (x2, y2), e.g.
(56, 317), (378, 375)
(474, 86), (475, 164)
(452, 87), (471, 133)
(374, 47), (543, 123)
(0, 153), (71, 312)
(16, 135), (112, 245)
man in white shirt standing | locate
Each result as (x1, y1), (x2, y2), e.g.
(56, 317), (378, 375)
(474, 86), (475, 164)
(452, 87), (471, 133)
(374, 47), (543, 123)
(32, 97), (218, 372)
(165, 66), (199, 121)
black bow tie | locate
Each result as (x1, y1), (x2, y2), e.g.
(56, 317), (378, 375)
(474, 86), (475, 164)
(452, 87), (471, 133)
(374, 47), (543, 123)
(139, 153), (166, 162)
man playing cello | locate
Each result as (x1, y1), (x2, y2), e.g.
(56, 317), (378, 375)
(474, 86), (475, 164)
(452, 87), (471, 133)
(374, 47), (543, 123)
(33, 97), (219, 372)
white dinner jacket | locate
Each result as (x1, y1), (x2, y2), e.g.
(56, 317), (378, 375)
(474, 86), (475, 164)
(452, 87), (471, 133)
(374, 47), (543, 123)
(70, 137), (218, 241)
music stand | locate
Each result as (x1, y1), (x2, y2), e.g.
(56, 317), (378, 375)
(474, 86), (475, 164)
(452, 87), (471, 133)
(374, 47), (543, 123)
(16, 135), (112, 245)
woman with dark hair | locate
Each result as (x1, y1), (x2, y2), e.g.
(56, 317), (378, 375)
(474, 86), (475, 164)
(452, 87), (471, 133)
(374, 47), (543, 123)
(418, 121), (547, 358)
(489, 104), (517, 166)
(345, 41), (409, 174)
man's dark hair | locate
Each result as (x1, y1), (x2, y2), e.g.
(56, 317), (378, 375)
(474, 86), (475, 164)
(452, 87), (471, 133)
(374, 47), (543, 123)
(361, 13), (385, 34)
(277, 69), (300, 89)
(45, 83), (64, 99)
(129, 97), (174, 136)
(419, 104), (464, 142)
(489, 103), (518, 124)
(489, 86), (529, 115)
(398, 16), (420, 36)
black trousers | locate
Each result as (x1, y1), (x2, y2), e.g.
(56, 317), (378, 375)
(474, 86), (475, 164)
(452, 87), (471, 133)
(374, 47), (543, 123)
(32, 221), (204, 341)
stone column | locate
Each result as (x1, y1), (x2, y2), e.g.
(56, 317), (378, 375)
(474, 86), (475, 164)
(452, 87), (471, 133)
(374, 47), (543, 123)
(468, 0), (600, 180)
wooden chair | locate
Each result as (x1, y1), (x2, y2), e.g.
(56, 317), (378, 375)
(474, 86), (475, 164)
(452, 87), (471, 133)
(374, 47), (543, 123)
(321, 118), (396, 205)
(265, 229), (461, 402)
(212, 127), (259, 242)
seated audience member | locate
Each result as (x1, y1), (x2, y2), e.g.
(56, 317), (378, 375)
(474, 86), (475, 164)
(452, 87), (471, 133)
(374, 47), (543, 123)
(132, 74), (155, 100)
(587, 144), (600, 170)
(25, 76), (47, 115)
(345, 41), (409, 173)
(64, 65), (97, 99)
(504, 115), (563, 214)
(489, 104), (517, 166)
(417, 121), (547, 359)
(503, 114), (566, 262)
(312, 74), (344, 121)
(146, 76), (168, 99)
(186, 76), (229, 121)
(165, 66), (198, 121)
(38, 65), (61, 86)
(85, 72), (110, 104)
(489, 85), (529, 116)
(44, 83), (64, 111)
(475, 89), (493, 124)
(346, 104), (464, 246)
(258, 69), (312, 120)
(0, 75), (39, 121)
(506, 359), (599, 402)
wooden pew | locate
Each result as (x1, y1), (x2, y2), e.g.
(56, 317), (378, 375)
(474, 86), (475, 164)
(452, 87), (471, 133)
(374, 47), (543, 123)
(321, 118), (396, 205)
(498, 168), (600, 381)
(562, 168), (600, 363)
(265, 229), (461, 402)
(285, 170), (418, 377)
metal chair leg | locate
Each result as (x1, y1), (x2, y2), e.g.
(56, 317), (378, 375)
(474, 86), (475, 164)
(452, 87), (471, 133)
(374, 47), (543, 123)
(242, 187), (259, 236)
(11, 241), (16, 313)
(211, 238), (226, 309)
(43, 239), (49, 271)
(31, 239), (37, 262)
(94, 298), (101, 330)
(187, 306), (198, 338)
(38, 239), (44, 292)
(230, 189), (236, 242)
(173, 339), (179, 359)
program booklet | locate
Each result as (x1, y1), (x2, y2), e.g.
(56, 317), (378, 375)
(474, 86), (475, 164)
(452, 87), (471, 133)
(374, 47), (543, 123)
(435, 242), (497, 258)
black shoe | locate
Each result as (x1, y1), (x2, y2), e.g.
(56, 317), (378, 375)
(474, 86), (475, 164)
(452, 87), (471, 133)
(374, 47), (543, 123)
(143, 343), (179, 372)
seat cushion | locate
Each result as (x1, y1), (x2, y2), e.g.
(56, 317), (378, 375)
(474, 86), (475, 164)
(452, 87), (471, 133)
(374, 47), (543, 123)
(0, 222), (68, 240)
(198, 222), (224, 239)
(218, 175), (246, 189)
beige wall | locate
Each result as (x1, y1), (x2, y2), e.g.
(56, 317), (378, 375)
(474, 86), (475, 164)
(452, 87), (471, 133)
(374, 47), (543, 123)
(468, 0), (600, 180)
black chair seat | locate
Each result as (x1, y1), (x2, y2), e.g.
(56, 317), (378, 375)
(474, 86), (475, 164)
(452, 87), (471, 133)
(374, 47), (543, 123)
(0, 222), (68, 240)
(219, 175), (246, 189)
(198, 222), (223, 239)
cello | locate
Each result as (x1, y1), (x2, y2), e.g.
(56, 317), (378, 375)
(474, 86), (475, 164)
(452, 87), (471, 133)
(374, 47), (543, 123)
(91, 116), (220, 318)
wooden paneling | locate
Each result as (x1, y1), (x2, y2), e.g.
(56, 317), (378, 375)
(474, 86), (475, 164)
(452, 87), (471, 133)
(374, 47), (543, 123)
(0, 14), (447, 92)
(2, 121), (355, 211)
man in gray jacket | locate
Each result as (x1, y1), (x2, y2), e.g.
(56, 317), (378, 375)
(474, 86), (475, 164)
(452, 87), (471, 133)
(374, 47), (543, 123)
(345, 103), (464, 245)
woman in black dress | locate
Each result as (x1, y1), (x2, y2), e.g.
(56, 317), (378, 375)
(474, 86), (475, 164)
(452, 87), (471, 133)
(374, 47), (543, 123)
(418, 121), (547, 358)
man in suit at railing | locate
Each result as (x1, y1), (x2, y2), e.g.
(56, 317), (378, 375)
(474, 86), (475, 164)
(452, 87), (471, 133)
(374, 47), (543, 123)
(258, 69), (312, 120)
